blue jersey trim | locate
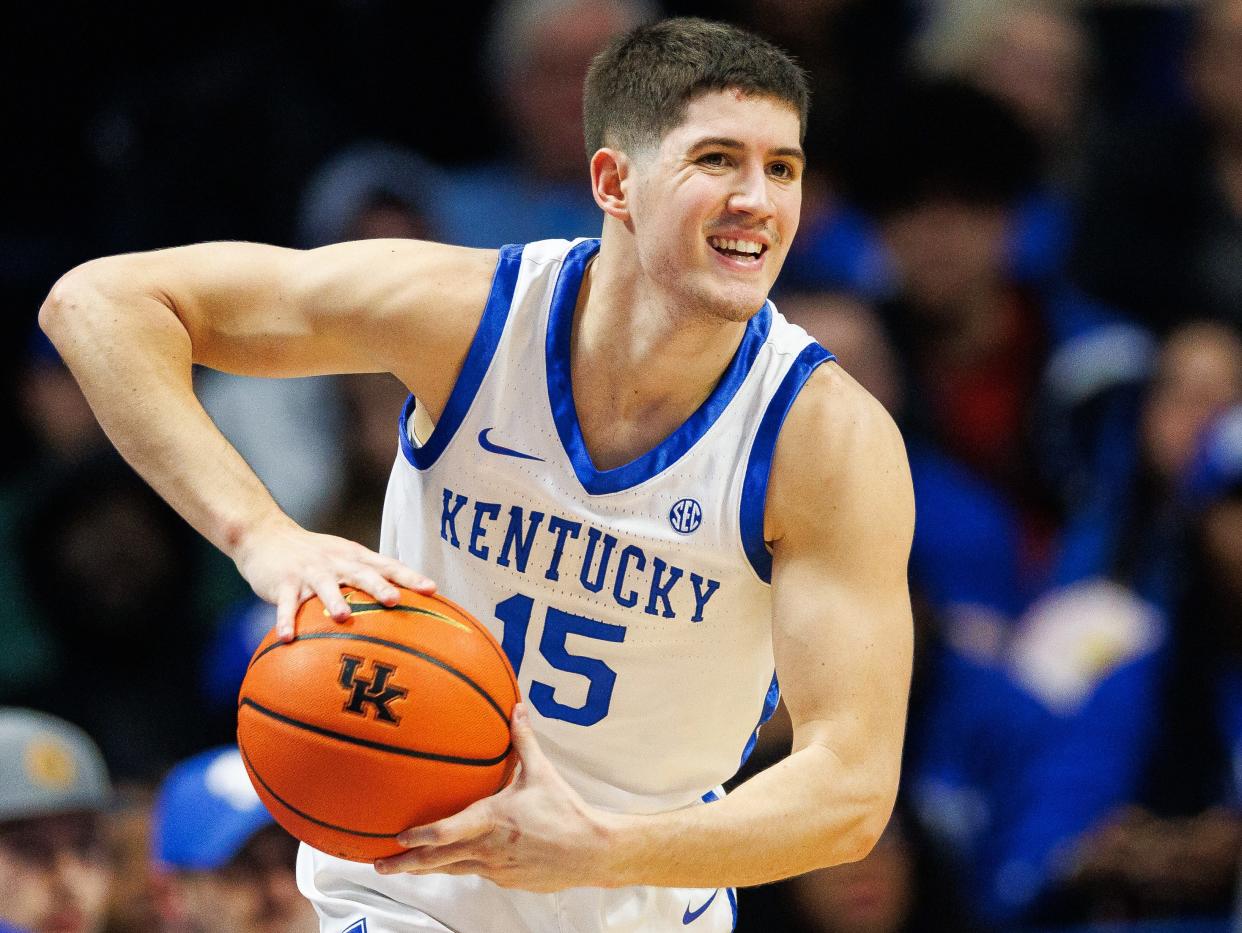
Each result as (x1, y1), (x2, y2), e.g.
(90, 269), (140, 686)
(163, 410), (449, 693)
(739, 342), (834, 582)
(545, 239), (774, 495)
(738, 671), (780, 768)
(398, 244), (525, 469)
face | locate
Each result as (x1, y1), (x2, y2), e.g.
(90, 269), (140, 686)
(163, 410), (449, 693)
(779, 293), (903, 414)
(19, 362), (108, 463)
(1193, 0), (1242, 140)
(881, 200), (1010, 317)
(975, 7), (1087, 138)
(0, 813), (112, 933)
(1203, 498), (1242, 601)
(786, 826), (914, 933)
(623, 89), (804, 322)
(167, 826), (316, 933)
(347, 201), (428, 241)
(1142, 322), (1242, 481)
(508, 2), (634, 179)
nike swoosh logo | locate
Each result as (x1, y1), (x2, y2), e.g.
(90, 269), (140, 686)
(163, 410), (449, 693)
(682, 889), (718, 924)
(478, 428), (544, 462)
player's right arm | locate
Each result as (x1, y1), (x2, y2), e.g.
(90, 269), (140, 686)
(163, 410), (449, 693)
(39, 239), (498, 635)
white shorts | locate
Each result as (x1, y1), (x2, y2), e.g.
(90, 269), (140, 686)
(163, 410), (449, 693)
(296, 844), (737, 933)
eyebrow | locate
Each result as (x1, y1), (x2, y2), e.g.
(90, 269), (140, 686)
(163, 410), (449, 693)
(687, 137), (806, 164)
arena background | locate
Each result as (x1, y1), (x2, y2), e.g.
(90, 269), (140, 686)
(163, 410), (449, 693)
(5, 1), (1242, 931)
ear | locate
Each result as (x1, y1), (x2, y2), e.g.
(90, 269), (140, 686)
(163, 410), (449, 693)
(590, 148), (633, 223)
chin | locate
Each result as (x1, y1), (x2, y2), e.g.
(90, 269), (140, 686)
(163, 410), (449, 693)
(710, 280), (772, 322)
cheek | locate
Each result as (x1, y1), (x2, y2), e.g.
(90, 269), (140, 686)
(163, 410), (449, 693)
(0, 862), (53, 927)
(777, 187), (801, 239)
(75, 862), (112, 914)
(1204, 506), (1242, 584)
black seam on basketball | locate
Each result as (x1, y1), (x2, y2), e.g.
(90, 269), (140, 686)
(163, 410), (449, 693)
(420, 593), (520, 709)
(238, 744), (397, 839)
(246, 606), (460, 672)
(248, 632), (510, 726)
(238, 698), (512, 766)
(460, 605), (521, 708)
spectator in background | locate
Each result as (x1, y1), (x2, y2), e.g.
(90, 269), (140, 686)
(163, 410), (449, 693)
(14, 456), (225, 779)
(0, 332), (113, 700)
(1072, 0), (1242, 332)
(1055, 321), (1242, 611)
(921, 0), (1090, 150)
(296, 142), (439, 248)
(838, 78), (1152, 626)
(151, 745), (316, 933)
(919, 0), (1095, 284)
(1029, 408), (1242, 925)
(0, 708), (113, 933)
(778, 292), (902, 416)
(937, 331), (1242, 927)
(428, 0), (656, 247)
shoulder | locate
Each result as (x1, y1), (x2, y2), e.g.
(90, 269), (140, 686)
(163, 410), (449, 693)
(765, 360), (913, 548)
(292, 239), (499, 321)
(290, 238), (501, 403)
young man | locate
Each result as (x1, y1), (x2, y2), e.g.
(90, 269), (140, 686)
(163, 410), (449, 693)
(0, 708), (114, 933)
(151, 746), (319, 933)
(40, 18), (914, 933)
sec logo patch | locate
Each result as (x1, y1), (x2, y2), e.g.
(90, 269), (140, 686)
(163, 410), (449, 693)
(669, 498), (703, 534)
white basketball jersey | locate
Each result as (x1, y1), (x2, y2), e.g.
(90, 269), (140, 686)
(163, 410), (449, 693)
(380, 238), (832, 815)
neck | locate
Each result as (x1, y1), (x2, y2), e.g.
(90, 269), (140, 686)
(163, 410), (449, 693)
(577, 229), (752, 421)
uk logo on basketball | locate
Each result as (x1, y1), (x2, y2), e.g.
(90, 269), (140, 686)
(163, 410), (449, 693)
(669, 498), (703, 534)
(339, 656), (409, 725)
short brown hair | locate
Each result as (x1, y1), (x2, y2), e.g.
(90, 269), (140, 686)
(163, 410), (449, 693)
(583, 17), (810, 158)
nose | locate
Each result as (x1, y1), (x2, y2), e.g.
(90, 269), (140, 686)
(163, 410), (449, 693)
(727, 161), (774, 218)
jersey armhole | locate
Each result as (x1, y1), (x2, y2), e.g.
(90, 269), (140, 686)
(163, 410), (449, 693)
(738, 342), (835, 583)
(398, 244), (525, 469)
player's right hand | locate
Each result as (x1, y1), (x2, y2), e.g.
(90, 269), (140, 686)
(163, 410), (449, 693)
(232, 517), (435, 641)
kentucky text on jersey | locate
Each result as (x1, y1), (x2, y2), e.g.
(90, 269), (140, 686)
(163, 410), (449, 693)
(439, 486), (722, 623)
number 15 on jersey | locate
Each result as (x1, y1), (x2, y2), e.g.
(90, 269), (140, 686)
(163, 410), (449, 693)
(494, 594), (626, 727)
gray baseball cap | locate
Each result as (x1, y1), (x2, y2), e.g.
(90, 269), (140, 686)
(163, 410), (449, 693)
(0, 708), (111, 821)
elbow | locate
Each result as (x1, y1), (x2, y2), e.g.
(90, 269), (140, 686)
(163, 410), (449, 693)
(39, 260), (105, 345)
(836, 805), (892, 865)
(810, 789), (897, 869)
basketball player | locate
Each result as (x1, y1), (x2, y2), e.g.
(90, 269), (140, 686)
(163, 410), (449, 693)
(40, 18), (914, 932)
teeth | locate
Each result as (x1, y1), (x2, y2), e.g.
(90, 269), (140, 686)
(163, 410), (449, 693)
(709, 236), (763, 256)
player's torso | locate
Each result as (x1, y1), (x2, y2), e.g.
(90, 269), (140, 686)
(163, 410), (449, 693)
(380, 238), (829, 814)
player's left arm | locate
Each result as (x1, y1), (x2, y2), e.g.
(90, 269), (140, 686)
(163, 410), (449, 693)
(376, 364), (915, 890)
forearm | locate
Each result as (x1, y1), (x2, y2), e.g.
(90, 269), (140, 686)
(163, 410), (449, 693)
(39, 260), (292, 560)
(600, 741), (894, 888)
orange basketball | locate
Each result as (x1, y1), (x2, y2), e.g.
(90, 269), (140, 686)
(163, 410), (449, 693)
(236, 587), (519, 862)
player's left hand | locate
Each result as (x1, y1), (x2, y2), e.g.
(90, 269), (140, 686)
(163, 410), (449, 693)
(374, 703), (616, 892)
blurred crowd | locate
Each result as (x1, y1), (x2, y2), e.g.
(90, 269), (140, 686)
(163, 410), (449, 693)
(5, 0), (1242, 930)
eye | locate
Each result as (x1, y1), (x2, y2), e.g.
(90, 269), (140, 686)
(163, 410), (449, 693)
(697, 152), (730, 168)
(769, 161), (797, 180)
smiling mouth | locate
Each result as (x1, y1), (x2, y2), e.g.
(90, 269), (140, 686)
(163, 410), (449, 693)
(707, 235), (767, 263)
